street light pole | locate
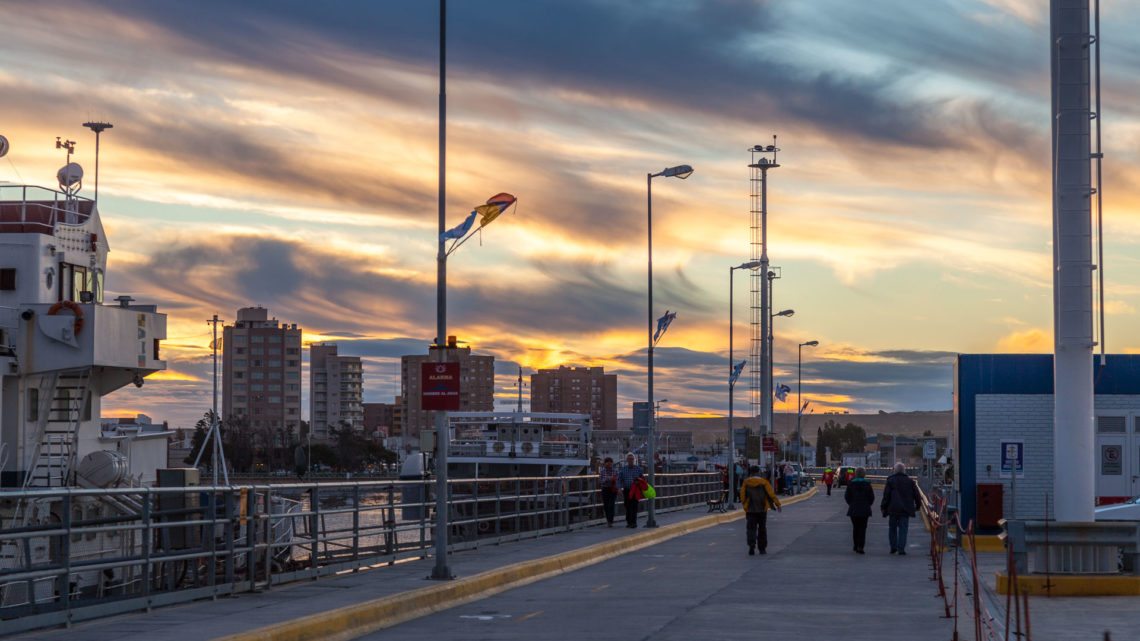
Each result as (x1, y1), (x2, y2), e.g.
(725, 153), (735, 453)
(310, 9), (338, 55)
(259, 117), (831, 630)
(728, 260), (761, 508)
(647, 163), (692, 529)
(748, 141), (779, 476)
(797, 340), (819, 475)
(431, 0), (451, 581)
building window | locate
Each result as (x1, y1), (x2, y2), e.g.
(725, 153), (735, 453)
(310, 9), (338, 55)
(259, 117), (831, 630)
(0, 268), (15, 290)
(235, 396), (247, 403)
(234, 372), (244, 379)
(234, 360), (246, 367)
(251, 347), (264, 355)
(269, 371), (282, 379)
(286, 372), (299, 379)
(269, 335), (282, 343)
(234, 384), (246, 391)
(251, 335), (265, 343)
(269, 347), (281, 355)
(233, 335), (246, 344)
(269, 360), (282, 367)
(251, 384), (264, 391)
(251, 371), (264, 379)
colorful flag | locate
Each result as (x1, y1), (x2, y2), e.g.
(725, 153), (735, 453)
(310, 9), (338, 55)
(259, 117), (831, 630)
(440, 211), (477, 242)
(774, 383), (791, 402)
(653, 310), (677, 344)
(799, 400), (811, 416)
(476, 192), (516, 226)
(729, 360), (746, 386)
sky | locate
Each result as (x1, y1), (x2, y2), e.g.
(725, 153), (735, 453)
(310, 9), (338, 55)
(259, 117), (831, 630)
(3, 0), (1140, 430)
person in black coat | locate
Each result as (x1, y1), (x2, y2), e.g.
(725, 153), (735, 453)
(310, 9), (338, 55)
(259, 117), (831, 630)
(844, 467), (874, 554)
(880, 461), (923, 555)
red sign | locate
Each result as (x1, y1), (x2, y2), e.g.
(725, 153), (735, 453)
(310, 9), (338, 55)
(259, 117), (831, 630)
(422, 362), (461, 410)
(762, 437), (777, 453)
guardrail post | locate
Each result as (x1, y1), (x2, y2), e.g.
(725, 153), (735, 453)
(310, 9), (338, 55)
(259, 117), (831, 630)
(309, 485), (319, 572)
(224, 489), (235, 586)
(61, 492), (72, 621)
(352, 484), (360, 566)
(142, 488), (152, 609)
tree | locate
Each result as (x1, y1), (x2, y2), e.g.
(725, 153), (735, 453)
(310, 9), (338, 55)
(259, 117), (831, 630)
(815, 427), (826, 466)
(816, 420), (867, 461)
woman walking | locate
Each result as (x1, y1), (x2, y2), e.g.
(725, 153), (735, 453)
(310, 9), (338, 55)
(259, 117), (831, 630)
(844, 466), (874, 554)
(598, 457), (619, 527)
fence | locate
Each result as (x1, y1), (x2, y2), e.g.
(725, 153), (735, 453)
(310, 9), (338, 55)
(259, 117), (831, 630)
(0, 471), (719, 633)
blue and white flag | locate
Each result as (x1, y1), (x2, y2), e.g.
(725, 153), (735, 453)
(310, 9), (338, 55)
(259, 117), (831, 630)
(440, 211), (477, 242)
(729, 360), (746, 386)
(774, 383), (791, 402)
(653, 310), (677, 344)
(799, 400), (811, 416)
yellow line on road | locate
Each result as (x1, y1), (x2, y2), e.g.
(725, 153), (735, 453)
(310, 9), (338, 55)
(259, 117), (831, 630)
(591, 584), (610, 592)
(643, 565), (657, 573)
(680, 552), (690, 558)
(517, 611), (543, 622)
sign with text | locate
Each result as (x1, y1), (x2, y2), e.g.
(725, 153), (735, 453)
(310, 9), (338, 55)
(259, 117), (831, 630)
(762, 436), (777, 453)
(421, 362), (460, 410)
(1000, 440), (1024, 479)
(923, 439), (937, 460)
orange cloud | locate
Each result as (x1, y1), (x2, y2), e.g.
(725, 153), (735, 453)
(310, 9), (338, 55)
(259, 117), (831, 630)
(145, 369), (205, 383)
(995, 328), (1051, 353)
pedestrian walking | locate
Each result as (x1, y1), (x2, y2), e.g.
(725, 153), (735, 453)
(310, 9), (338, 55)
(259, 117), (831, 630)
(598, 457), (619, 527)
(844, 466), (874, 554)
(617, 452), (645, 528)
(822, 467), (835, 496)
(740, 464), (781, 555)
(881, 461), (923, 555)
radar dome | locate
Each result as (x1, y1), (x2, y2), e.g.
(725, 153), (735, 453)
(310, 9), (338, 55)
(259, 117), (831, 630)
(57, 162), (83, 189)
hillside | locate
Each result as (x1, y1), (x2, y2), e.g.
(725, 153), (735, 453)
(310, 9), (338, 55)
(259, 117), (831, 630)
(618, 410), (952, 444)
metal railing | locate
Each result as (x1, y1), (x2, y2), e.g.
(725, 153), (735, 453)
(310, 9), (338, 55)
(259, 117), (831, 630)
(0, 471), (720, 633)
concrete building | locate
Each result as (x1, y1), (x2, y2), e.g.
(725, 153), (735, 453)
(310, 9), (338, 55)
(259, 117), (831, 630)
(222, 307), (303, 439)
(399, 339), (494, 440)
(954, 354), (1140, 531)
(363, 402), (395, 439)
(530, 366), (617, 430)
(309, 343), (364, 440)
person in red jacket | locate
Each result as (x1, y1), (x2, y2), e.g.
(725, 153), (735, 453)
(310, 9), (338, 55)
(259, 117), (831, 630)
(844, 467), (856, 485)
(822, 468), (835, 496)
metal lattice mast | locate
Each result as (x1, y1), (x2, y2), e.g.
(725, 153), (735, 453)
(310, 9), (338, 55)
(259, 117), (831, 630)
(748, 139), (779, 467)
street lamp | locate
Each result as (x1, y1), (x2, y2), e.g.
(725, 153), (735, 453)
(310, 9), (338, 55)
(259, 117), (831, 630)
(647, 163), (692, 528)
(728, 260), (761, 508)
(797, 340), (819, 476)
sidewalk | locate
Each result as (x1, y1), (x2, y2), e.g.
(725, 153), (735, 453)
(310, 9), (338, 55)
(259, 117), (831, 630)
(7, 499), (764, 641)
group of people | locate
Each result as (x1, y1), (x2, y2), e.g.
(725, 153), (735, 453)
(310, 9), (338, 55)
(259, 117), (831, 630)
(843, 462), (923, 554)
(599, 455), (923, 557)
(597, 453), (649, 528)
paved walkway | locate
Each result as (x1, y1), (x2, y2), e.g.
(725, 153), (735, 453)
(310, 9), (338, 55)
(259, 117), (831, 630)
(12, 489), (1129, 641)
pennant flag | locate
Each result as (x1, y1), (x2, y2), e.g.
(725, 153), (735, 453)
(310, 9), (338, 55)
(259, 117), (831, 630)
(774, 383), (791, 402)
(729, 360), (746, 386)
(476, 192), (516, 227)
(799, 400), (811, 416)
(440, 211), (477, 242)
(653, 310), (677, 344)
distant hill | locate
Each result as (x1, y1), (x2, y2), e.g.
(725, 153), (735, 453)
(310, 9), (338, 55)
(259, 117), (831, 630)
(618, 410), (952, 444)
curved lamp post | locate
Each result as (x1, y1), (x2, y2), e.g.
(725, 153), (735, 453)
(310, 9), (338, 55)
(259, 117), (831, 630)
(797, 340), (819, 474)
(647, 164), (692, 528)
(728, 260), (761, 507)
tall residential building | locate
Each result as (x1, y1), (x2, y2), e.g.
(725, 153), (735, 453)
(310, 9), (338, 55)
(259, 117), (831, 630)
(530, 366), (617, 430)
(222, 307), (303, 438)
(400, 339), (494, 439)
(310, 343), (364, 440)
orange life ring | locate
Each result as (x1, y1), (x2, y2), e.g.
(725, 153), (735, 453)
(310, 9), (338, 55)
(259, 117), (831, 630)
(48, 300), (84, 335)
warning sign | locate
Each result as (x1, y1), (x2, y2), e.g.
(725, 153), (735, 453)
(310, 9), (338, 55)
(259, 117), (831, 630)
(1102, 444), (1123, 476)
(421, 362), (460, 411)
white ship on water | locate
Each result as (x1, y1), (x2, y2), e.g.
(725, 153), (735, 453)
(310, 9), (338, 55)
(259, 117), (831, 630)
(0, 130), (169, 606)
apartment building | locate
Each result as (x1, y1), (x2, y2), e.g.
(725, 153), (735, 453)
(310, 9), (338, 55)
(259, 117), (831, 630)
(221, 306), (303, 438)
(310, 343), (364, 440)
(530, 366), (617, 430)
(399, 338), (494, 439)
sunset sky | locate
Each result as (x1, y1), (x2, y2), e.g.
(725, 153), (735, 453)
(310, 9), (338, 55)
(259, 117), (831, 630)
(3, 0), (1140, 430)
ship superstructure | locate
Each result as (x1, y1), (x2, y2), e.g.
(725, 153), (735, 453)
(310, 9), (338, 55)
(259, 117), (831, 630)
(0, 144), (167, 491)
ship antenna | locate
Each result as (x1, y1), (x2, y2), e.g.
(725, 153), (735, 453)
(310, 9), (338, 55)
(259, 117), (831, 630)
(82, 121), (113, 205)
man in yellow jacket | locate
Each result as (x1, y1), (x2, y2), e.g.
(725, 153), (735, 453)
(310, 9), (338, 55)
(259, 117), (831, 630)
(740, 465), (781, 555)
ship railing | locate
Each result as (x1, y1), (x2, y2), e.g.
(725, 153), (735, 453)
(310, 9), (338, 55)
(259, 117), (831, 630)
(0, 471), (720, 634)
(0, 185), (94, 233)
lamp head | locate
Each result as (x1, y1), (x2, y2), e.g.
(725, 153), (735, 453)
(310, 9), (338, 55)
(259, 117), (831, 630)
(803, 340), (819, 347)
(774, 309), (794, 318)
(660, 164), (693, 179)
(734, 260), (763, 271)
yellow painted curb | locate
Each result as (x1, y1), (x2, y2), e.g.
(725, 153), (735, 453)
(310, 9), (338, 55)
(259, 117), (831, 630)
(215, 493), (827, 641)
(964, 535), (1004, 552)
(996, 572), (1140, 596)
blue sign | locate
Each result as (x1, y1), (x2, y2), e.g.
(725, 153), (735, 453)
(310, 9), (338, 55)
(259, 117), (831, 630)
(1000, 440), (1024, 479)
